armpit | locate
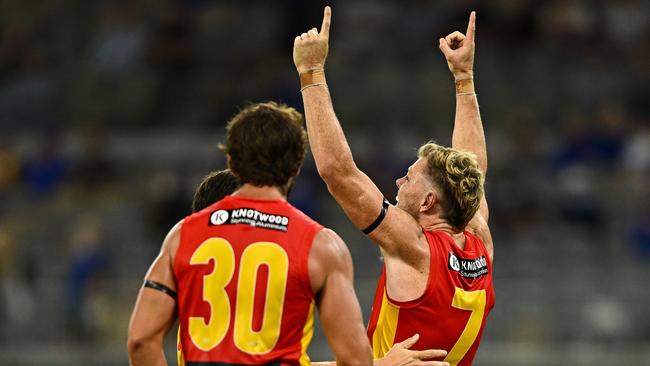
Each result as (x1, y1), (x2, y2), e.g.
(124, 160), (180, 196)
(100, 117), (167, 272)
(466, 215), (494, 261)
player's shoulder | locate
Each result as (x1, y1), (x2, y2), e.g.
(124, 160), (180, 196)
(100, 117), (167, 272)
(310, 228), (350, 263)
(162, 219), (184, 262)
(313, 227), (343, 245)
(165, 219), (184, 243)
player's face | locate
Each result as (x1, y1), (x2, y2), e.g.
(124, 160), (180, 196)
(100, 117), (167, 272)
(395, 158), (429, 217)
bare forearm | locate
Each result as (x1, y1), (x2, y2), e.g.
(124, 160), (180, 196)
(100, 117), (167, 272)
(301, 79), (357, 179)
(451, 79), (487, 173)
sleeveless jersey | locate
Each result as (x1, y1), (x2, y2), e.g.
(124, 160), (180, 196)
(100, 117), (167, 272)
(366, 230), (495, 366)
(174, 195), (323, 366)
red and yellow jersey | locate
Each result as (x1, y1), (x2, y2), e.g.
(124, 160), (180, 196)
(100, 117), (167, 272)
(174, 195), (322, 366)
(367, 230), (495, 366)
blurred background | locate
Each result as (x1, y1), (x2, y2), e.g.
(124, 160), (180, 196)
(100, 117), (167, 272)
(0, 0), (649, 365)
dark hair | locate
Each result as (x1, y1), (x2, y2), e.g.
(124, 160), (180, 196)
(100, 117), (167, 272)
(222, 102), (307, 187)
(192, 169), (241, 213)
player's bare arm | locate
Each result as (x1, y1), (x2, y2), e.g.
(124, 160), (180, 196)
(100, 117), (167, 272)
(438, 11), (493, 260)
(127, 221), (181, 366)
(293, 6), (427, 267)
(308, 228), (373, 366)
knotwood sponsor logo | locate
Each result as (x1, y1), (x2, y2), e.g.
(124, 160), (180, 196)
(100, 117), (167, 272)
(209, 207), (289, 232)
(448, 252), (488, 279)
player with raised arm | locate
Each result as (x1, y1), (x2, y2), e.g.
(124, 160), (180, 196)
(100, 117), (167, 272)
(293, 8), (494, 366)
(127, 102), (373, 366)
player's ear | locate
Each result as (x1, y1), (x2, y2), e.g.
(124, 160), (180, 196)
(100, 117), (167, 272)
(420, 190), (437, 212)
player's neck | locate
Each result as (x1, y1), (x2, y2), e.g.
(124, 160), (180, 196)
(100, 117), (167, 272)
(233, 183), (286, 201)
(419, 216), (466, 249)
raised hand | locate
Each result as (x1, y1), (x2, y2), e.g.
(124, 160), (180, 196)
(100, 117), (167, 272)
(293, 6), (331, 75)
(439, 11), (476, 80)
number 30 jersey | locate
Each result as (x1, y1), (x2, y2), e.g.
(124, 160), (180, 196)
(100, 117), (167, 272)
(366, 230), (495, 366)
(174, 195), (323, 366)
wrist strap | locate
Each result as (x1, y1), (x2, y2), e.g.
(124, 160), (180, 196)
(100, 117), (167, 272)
(455, 78), (475, 95)
(301, 83), (327, 92)
(300, 69), (326, 90)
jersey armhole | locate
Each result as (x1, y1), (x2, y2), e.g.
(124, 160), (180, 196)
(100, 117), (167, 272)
(384, 233), (435, 309)
(300, 224), (322, 299)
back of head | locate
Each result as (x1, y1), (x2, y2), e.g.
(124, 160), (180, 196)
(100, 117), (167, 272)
(222, 102), (307, 188)
(192, 169), (242, 213)
(418, 142), (484, 230)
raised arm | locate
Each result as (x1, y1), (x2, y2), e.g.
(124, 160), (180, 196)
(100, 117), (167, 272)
(127, 221), (181, 366)
(439, 12), (487, 192)
(293, 6), (424, 260)
(438, 12), (493, 259)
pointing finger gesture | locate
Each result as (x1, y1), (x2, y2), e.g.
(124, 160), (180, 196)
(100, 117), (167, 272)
(320, 6), (331, 38)
(439, 11), (476, 80)
(294, 6), (332, 75)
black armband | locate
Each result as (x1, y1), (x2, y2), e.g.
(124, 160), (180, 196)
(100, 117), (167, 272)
(362, 198), (390, 235)
(144, 280), (177, 300)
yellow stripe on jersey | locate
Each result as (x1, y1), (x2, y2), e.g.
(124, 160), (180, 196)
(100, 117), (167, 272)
(444, 288), (487, 366)
(177, 326), (185, 366)
(299, 301), (316, 366)
(371, 290), (400, 359)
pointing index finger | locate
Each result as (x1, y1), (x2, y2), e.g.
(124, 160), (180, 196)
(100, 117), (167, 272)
(397, 333), (419, 349)
(466, 11), (476, 41)
(413, 349), (448, 359)
(320, 6), (331, 37)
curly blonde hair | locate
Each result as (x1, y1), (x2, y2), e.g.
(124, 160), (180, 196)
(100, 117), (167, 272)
(418, 142), (484, 230)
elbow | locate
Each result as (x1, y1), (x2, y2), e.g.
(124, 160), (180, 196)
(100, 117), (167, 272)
(312, 143), (357, 184)
(316, 161), (338, 182)
(316, 157), (354, 184)
(127, 334), (144, 356)
(127, 338), (142, 357)
(127, 331), (154, 357)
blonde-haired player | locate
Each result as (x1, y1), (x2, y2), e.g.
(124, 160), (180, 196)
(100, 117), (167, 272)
(293, 7), (494, 366)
